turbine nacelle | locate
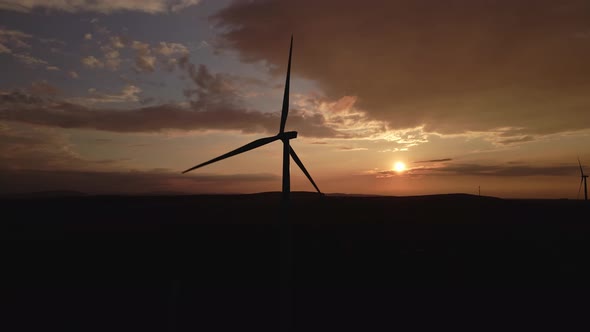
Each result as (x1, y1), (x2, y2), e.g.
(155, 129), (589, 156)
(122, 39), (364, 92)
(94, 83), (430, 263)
(278, 131), (298, 141)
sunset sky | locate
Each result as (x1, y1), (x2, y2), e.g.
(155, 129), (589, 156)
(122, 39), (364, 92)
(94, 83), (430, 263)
(1, 0), (590, 198)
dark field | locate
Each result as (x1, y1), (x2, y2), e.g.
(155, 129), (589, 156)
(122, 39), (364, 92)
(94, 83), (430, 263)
(2, 193), (590, 331)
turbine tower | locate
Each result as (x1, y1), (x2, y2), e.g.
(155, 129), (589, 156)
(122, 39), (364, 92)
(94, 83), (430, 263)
(182, 36), (321, 201)
(578, 158), (588, 201)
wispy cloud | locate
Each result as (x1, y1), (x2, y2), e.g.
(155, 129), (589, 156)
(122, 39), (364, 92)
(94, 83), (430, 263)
(0, 43), (11, 54)
(0, 28), (32, 49)
(67, 85), (142, 105)
(11, 53), (50, 67)
(337, 146), (368, 152)
(496, 136), (535, 145)
(414, 158), (453, 163)
(412, 163), (579, 177)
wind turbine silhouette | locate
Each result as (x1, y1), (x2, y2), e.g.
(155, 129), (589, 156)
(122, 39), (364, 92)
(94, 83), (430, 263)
(182, 36), (321, 201)
(578, 157), (588, 201)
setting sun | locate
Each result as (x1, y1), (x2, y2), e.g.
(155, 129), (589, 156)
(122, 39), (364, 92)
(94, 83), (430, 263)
(394, 161), (406, 173)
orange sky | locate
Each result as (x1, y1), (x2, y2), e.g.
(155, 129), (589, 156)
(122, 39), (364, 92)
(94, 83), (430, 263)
(1, 0), (590, 198)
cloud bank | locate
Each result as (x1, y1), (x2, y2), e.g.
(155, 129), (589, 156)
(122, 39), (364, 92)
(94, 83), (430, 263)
(0, 63), (341, 138)
(213, 0), (590, 137)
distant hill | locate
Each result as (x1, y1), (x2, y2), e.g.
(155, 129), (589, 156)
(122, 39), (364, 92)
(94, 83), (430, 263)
(325, 193), (385, 197)
(0, 190), (502, 200)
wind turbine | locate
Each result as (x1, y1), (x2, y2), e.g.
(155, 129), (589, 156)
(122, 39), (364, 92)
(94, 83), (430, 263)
(578, 157), (588, 201)
(182, 36), (321, 201)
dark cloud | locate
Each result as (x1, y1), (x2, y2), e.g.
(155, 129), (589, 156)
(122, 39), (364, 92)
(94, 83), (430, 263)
(417, 163), (579, 177)
(496, 136), (535, 145)
(213, 0), (590, 136)
(414, 158), (453, 163)
(0, 94), (339, 138)
(0, 169), (279, 195)
(0, 63), (342, 138)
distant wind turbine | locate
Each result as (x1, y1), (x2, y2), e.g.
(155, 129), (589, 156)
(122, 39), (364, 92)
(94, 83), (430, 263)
(182, 36), (321, 201)
(578, 157), (588, 201)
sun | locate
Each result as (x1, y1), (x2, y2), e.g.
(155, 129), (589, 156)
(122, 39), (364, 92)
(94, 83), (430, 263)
(394, 161), (406, 173)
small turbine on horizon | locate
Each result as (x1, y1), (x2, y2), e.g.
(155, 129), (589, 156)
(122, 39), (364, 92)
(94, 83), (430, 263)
(182, 36), (321, 201)
(578, 157), (588, 201)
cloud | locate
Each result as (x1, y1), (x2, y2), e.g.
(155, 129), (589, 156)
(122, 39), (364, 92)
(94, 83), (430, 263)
(371, 161), (579, 179)
(0, 168), (277, 195)
(67, 85), (142, 105)
(81, 55), (104, 68)
(101, 46), (122, 70)
(337, 146), (368, 152)
(109, 36), (126, 49)
(0, 0), (202, 14)
(84, 33), (92, 40)
(131, 40), (190, 72)
(0, 43), (11, 54)
(132, 41), (156, 72)
(0, 28), (61, 69)
(0, 28), (32, 49)
(496, 135), (535, 145)
(212, 0), (590, 138)
(424, 163), (580, 177)
(0, 118), (275, 196)
(170, 0), (201, 13)
(414, 158), (453, 164)
(0, 122), (96, 171)
(0, 62), (342, 137)
(12, 53), (48, 66)
(155, 42), (189, 57)
(79, 33), (190, 73)
(0, 62), (434, 144)
(0, 92), (337, 136)
(68, 71), (79, 79)
(46, 65), (60, 71)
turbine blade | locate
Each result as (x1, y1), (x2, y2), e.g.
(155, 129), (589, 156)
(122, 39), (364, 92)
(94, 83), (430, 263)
(579, 157), (585, 176)
(578, 178), (584, 200)
(289, 147), (321, 194)
(182, 136), (279, 174)
(279, 35), (293, 133)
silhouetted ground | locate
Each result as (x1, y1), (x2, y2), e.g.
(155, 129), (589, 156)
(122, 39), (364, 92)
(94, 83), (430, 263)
(2, 193), (590, 331)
